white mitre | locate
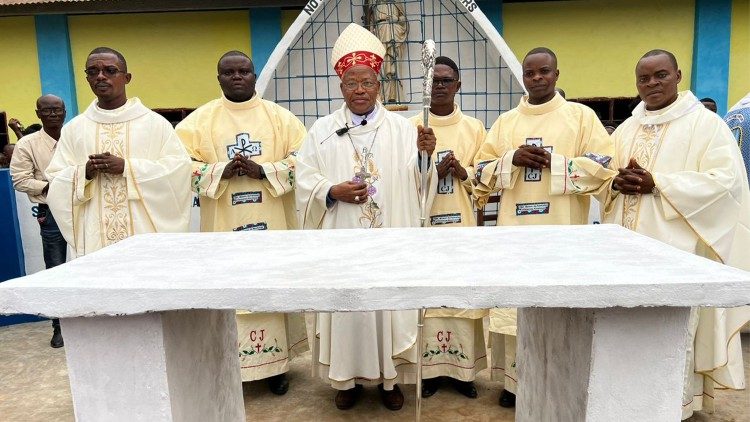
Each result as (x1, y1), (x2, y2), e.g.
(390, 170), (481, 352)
(330, 23), (386, 77)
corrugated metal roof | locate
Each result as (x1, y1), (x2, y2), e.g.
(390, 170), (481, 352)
(0, 0), (96, 5)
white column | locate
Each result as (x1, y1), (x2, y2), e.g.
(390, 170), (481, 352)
(61, 309), (245, 422)
(516, 307), (691, 422)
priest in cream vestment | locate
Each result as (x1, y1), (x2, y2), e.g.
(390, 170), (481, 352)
(175, 51), (307, 394)
(408, 56), (487, 399)
(46, 47), (191, 257)
(602, 50), (750, 420)
(473, 47), (615, 407)
(295, 23), (437, 411)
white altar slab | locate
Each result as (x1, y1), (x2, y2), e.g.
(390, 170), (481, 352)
(2, 224), (749, 422)
(1, 224), (749, 319)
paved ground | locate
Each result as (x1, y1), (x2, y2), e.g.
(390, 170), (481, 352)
(0, 321), (747, 421)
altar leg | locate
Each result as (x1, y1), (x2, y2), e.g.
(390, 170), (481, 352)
(61, 309), (244, 422)
(516, 307), (691, 422)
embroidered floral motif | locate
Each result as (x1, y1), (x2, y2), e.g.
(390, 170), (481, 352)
(622, 123), (667, 230)
(422, 343), (469, 361)
(239, 338), (283, 357)
(191, 164), (209, 195)
(98, 122), (130, 246)
(566, 159), (584, 192)
(352, 150), (383, 228)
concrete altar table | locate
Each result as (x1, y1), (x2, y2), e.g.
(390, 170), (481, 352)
(1, 224), (749, 421)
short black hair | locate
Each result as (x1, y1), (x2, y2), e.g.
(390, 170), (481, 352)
(218, 50), (253, 73)
(700, 97), (716, 104)
(88, 47), (127, 71)
(524, 47), (557, 68)
(640, 49), (678, 70)
(435, 56), (459, 79)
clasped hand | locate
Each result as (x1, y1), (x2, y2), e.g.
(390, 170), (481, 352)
(613, 158), (655, 195)
(437, 152), (468, 181)
(512, 145), (550, 170)
(86, 152), (125, 179)
(221, 154), (263, 180)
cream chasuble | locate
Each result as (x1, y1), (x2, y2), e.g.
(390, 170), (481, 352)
(408, 105), (484, 228)
(176, 94), (308, 381)
(176, 94), (306, 232)
(602, 91), (750, 419)
(296, 102), (437, 390)
(46, 98), (192, 257)
(473, 93), (615, 391)
(408, 105), (488, 380)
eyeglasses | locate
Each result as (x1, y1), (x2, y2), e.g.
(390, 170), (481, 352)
(342, 80), (377, 91)
(37, 107), (65, 116)
(433, 78), (458, 87)
(84, 66), (126, 79)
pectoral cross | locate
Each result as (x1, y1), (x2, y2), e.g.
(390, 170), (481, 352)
(354, 166), (370, 183)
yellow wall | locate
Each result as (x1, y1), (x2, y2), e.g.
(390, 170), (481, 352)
(728, 0), (749, 106)
(68, 11), (251, 112)
(0, 17), (42, 143)
(503, 0), (695, 99)
(282, 9), (298, 35)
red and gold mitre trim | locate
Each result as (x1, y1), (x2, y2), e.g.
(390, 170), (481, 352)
(334, 51), (384, 77)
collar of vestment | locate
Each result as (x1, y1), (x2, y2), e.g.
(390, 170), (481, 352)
(426, 103), (463, 127)
(336, 101), (385, 134)
(517, 91), (566, 116)
(349, 103), (380, 126)
(86, 97), (150, 124)
(632, 91), (702, 125)
(221, 93), (261, 110)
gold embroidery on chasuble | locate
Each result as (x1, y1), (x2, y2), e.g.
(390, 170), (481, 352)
(97, 122), (131, 246)
(621, 123), (668, 231)
(352, 151), (383, 229)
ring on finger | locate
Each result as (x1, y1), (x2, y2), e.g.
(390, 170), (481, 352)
(354, 195), (360, 201)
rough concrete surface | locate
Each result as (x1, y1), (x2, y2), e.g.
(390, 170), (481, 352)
(0, 322), (747, 421)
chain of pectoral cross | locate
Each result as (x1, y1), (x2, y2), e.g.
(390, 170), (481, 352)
(346, 127), (380, 181)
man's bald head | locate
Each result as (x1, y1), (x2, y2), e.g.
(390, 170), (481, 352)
(36, 94), (64, 109)
(35, 94), (66, 134)
(639, 49), (678, 71)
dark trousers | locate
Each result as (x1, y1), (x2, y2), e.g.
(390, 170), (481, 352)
(38, 204), (67, 329)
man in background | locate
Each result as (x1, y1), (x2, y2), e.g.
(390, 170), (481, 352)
(9, 94), (67, 348)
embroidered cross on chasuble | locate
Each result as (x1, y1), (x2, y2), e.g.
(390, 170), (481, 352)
(96, 121), (132, 246)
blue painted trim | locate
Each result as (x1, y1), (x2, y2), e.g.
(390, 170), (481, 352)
(477, 0), (503, 35)
(34, 15), (78, 122)
(0, 170), (25, 283)
(0, 170), (48, 328)
(691, 0), (732, 115)
(249, 7), (282, 76)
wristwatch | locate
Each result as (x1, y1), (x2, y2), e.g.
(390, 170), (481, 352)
(651, 185), (660, 197)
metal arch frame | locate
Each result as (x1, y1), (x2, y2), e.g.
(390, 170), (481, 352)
(257, 0), (525, 99)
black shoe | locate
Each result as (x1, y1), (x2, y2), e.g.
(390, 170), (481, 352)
(267, 373), (289, 395)
(378, 384), (404, 411)
(451, 379), (478, 399)
(422, 377), (440, 398)
(50, 326), (63, 348)
(335, 384), (363, 410)
(498, 389), (516, 408)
